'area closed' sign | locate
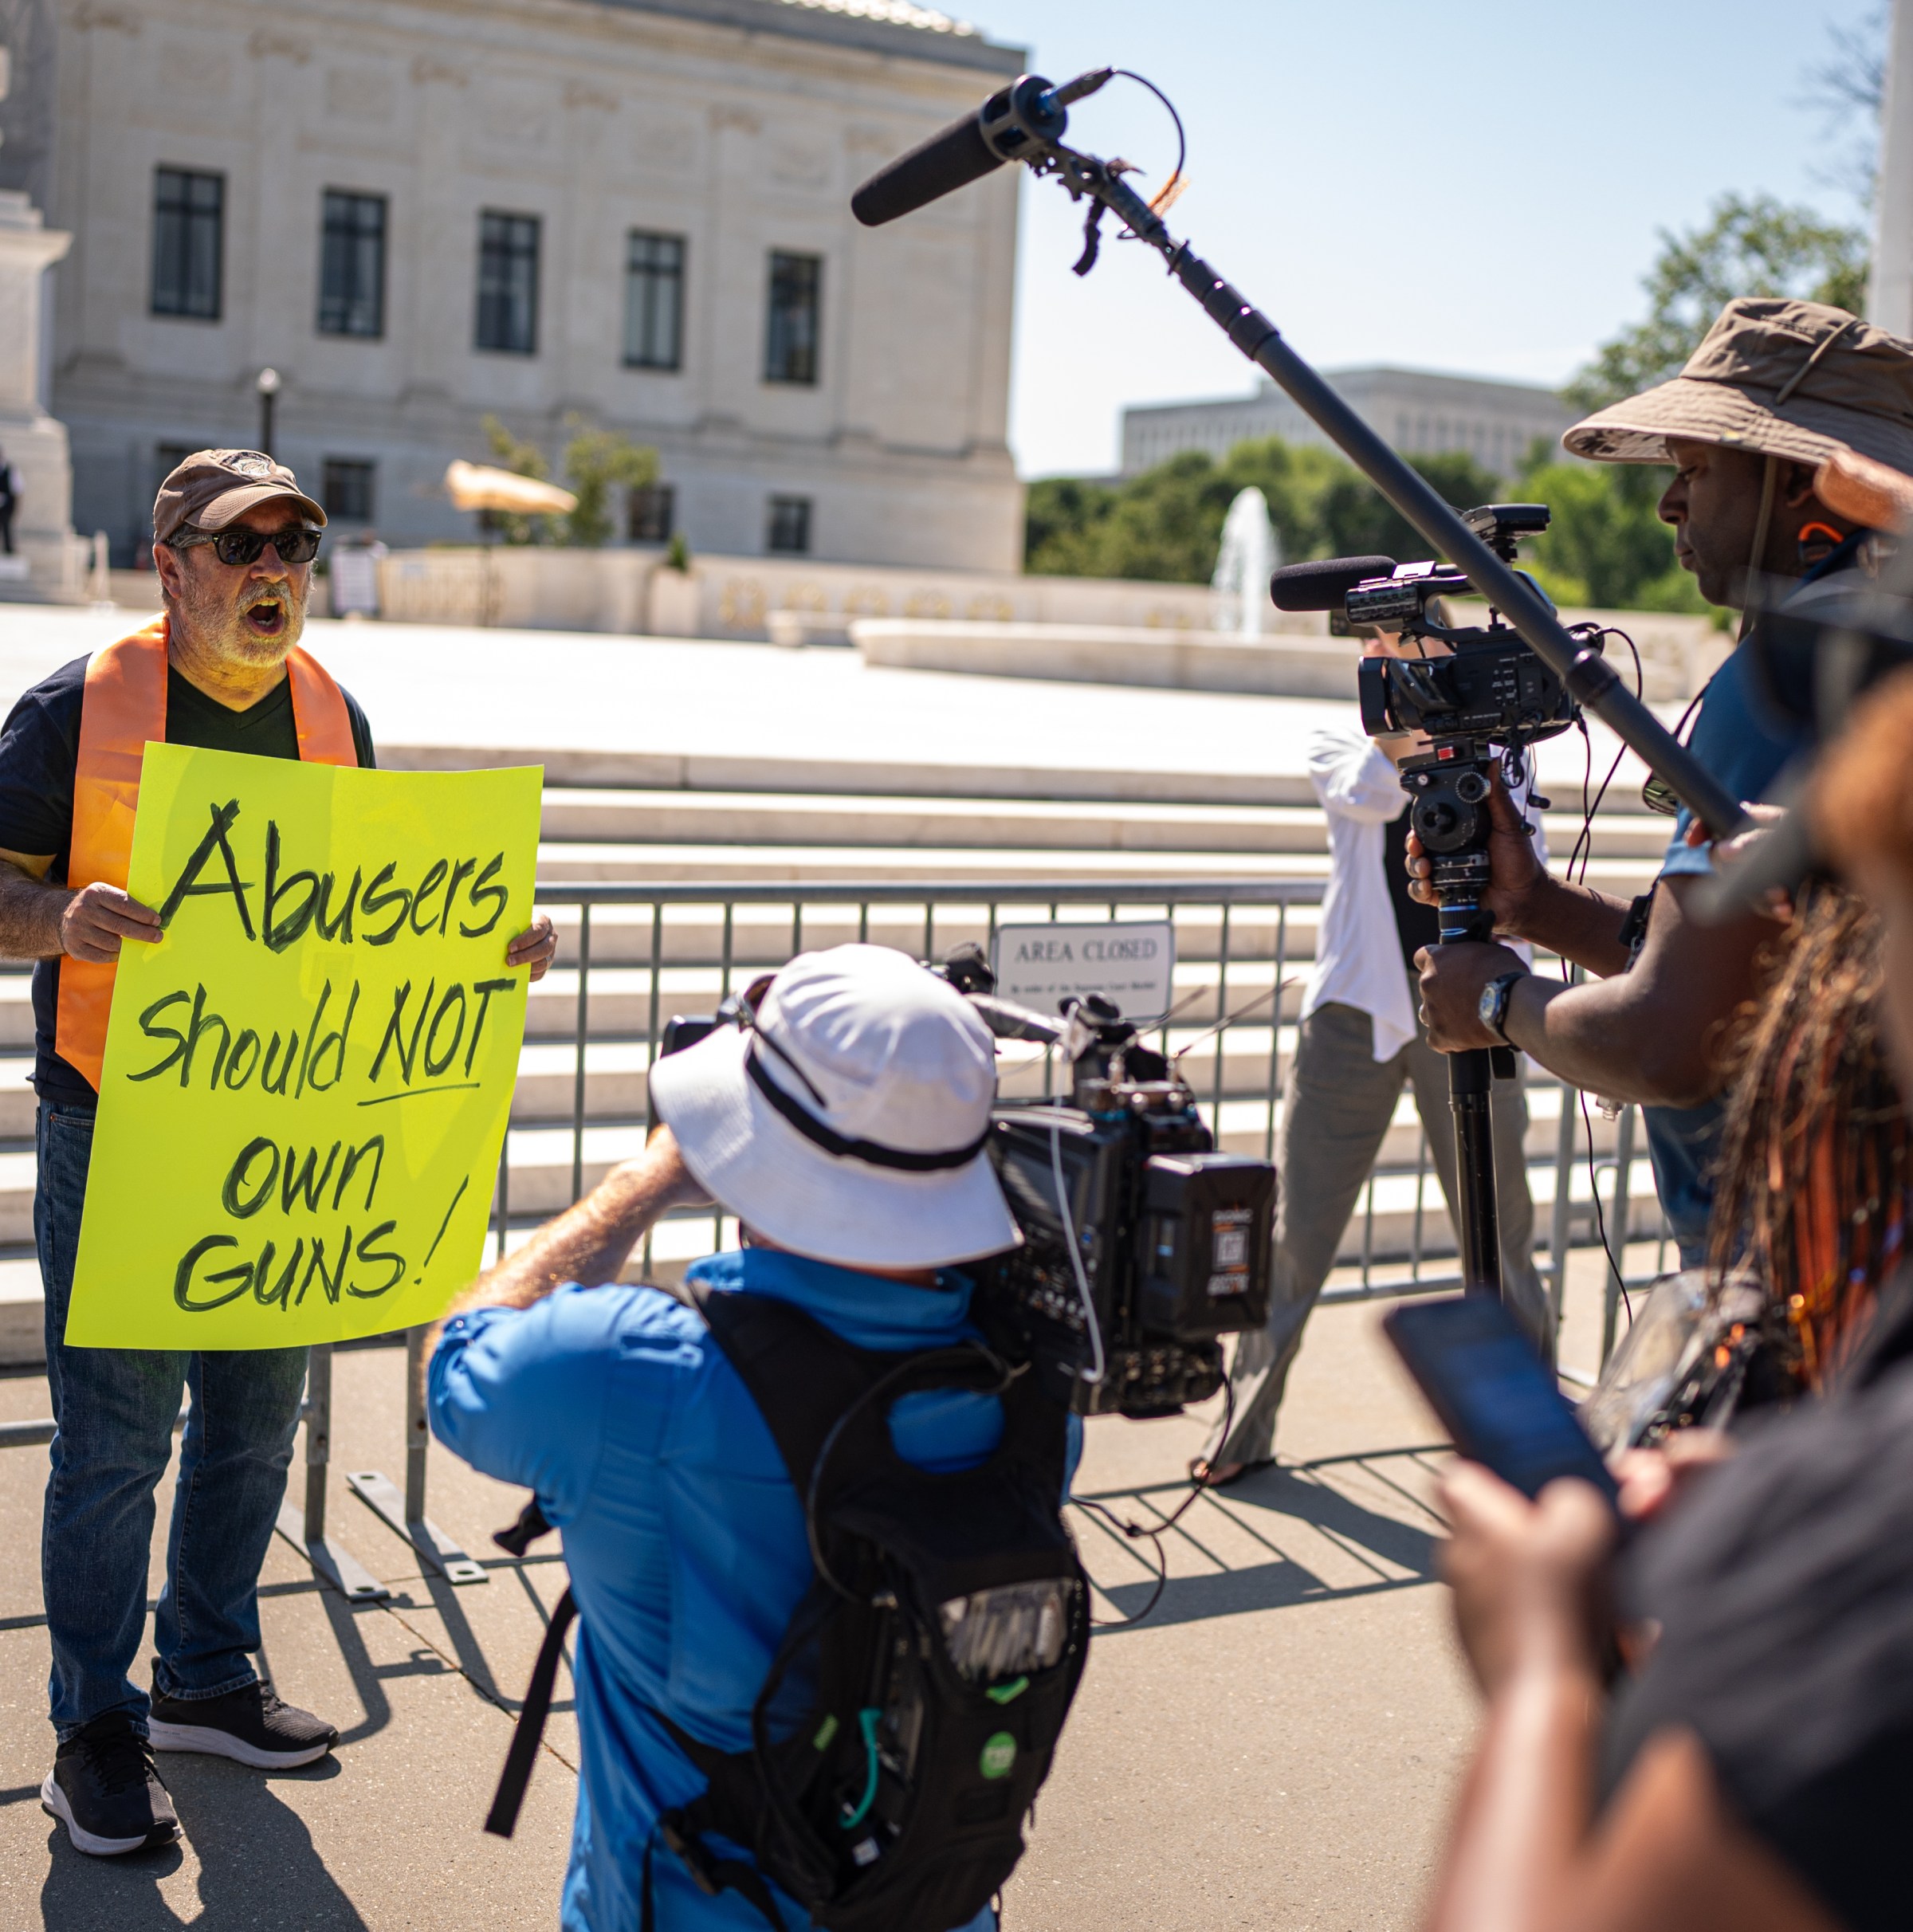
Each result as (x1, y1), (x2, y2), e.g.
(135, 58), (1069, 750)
(989, 921), (1176, 1023)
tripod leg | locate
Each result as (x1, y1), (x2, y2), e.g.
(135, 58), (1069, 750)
(1448, 1048), (1503, 1298)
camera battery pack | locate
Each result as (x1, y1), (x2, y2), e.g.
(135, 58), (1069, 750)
(1138, 1154), (1275, 1339)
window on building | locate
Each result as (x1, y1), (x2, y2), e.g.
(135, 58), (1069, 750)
(476, 211), (540, 355)
(764, 252), (821, 386)
(151, 167), (224, 320)
(627, 483), (675, 544)
(624, 231), (685, 371)
(766, 495), (811, 555)
(318, 190), (387, 339)
(323, 459), (376, 524)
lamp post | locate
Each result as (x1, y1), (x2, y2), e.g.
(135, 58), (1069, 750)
(255, 367), (281, 459)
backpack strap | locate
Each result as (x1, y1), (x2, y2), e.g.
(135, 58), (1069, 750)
(485, 1586), (577, 1838)
(649, 1722), (792, 1932)
(483, 1580), (789, 1930)
(685, 1280), (1007, 1503)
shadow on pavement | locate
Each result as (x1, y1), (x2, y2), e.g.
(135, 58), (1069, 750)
(316, 1581), (446, 1749)
(35, 1756), (365, 1932)
(1074, 1447), (1447, 1632)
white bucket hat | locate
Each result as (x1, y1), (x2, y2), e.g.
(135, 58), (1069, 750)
(647, 944), (1020, 1270)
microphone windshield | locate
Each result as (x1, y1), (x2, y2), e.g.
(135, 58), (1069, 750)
(852, 108), (1004, 227)
(1270, 556), (1396, 612)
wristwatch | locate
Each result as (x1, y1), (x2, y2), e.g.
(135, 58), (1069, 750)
(1477, 971), (1527, 1047)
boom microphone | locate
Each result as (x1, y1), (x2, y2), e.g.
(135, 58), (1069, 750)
(1269, 556), (1396, 612)
(851, 104), (1005, 228)
(853, 71), (1110, 229)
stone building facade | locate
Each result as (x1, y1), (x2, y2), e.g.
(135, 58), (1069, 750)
(13, 0), (1026, 568)
(1120, 366), (1574, 483)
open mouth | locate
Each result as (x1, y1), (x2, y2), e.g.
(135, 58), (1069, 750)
(243, 595), (288, 638)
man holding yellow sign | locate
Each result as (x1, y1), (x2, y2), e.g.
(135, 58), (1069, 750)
(0, 451), (553, 1859)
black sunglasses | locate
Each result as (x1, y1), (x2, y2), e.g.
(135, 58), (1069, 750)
(169, 524), (323, 566)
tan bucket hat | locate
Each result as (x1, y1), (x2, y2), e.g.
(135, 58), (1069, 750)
(1564, 299), (1913, 477)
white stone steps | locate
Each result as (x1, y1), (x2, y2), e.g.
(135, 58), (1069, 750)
(532, 786), (1679, 864)
(539, 788), (1335, 856)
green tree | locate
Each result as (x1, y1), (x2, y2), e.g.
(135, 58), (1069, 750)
(1510, 458), (1706, 613)
(1567, 194), (1869, 414)
(481, 415), (556, 546)
(1023, 475), (1121, 576)
(558, 418), (660, 549)
(1310, 450), (1504, 564)
(480, 414), (662, 547)
(1024, 440), (1506, 583)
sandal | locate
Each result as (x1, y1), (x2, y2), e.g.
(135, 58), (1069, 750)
(1188, 1456), (1270, 1491)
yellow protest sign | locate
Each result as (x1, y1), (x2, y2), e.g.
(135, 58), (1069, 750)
(65, 744), (543, 1349)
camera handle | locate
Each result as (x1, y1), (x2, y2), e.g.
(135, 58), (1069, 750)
(853, 78), (1748, 842)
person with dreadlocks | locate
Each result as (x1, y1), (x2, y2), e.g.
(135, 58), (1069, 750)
(1706, 886), (1910, 1393)
(1408, 666), (1913, 1932)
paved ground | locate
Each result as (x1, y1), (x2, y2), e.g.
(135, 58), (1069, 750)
(0, 1259), (1632, 1931)
(0, 599), (1647, 1925)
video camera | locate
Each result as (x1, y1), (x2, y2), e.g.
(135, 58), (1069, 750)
(956, 988), (1274, 1420)
(658, 950), (1275, 1423)
(1272, 503), (1593, 944)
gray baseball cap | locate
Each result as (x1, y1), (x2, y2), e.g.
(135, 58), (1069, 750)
(153, 449), (325, 544)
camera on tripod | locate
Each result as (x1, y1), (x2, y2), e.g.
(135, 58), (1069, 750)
(1274, 503), (1594, 938)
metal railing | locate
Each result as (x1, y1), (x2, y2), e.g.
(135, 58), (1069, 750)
(494, 881), (1673, 1315)
(0, 877), (1676, 1597)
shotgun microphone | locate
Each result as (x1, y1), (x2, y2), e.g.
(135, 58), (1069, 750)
(1269, 556), (1396, 612)
(851, 69), (1113, 228)
(851, 104), (1005, 228)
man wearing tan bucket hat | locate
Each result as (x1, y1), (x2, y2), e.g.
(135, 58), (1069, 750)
(1414, 299), (1913, 1265)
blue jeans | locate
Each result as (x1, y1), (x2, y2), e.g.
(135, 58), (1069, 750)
(37, 1103), (310, 1740)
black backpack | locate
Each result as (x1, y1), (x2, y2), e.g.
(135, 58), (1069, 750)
(488, 1284), (1090, 1932)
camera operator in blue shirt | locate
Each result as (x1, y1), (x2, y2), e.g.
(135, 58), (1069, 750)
(429, 944), (1061, 1932)
(1412, 300), (1913, 1263)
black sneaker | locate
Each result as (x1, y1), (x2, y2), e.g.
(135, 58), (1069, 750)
(41, 1714), (181, 1856)
(147, 1682), (337, 1769)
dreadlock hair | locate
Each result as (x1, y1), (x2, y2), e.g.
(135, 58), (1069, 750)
(1708, 882), (1909, 1391)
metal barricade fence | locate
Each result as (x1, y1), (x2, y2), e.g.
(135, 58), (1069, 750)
(0, 880), (1677, 1599)
(494, 882), (1673, 1316)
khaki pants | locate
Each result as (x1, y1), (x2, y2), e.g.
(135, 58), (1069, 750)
(1202, 996), (1552, 1471)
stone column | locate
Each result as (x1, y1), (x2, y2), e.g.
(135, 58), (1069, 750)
(1871, 0), (1913, 335)
(0, 187), (79, 600)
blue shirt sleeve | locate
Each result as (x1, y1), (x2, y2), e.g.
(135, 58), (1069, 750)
(1661, 645), (1812, 880)
(429, 1284), (656, 1522)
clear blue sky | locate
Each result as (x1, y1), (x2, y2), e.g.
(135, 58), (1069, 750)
(958, 0), (1881, 476)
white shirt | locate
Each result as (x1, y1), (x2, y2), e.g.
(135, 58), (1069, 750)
(1302, 720), (1546, 1062)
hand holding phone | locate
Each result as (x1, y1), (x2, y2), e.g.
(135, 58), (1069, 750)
(1384, 1295), (1619, 1507)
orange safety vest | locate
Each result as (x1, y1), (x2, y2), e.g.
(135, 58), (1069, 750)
(55, 615), (358, 1090)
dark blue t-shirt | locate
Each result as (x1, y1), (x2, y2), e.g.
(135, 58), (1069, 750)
(0, 653), (374, 1107)
(1644, 624), (1814, 1260)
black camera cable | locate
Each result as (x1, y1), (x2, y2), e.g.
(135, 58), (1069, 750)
(1562, 626), (1654, 1320)
(1070, 1376), (1235, 1630)
(1073, 70), (1188, 274)
(1042, 1070), (1239, 1628)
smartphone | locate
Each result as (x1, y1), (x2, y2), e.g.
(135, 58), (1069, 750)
(1383, 1295), (1620, 1506)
